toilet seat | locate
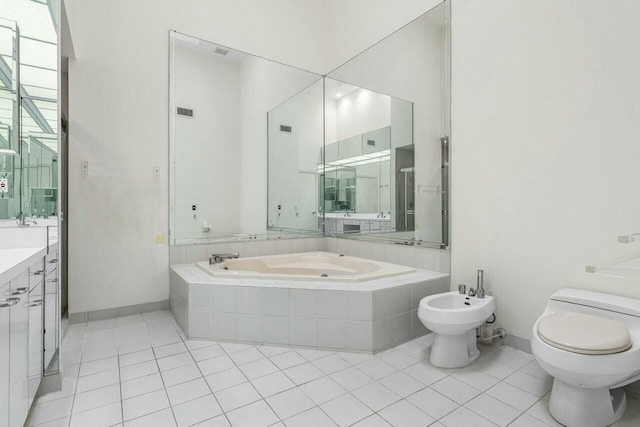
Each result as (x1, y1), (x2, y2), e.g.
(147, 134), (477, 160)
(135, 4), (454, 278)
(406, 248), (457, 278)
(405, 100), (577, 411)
(537, 311), (632, 355)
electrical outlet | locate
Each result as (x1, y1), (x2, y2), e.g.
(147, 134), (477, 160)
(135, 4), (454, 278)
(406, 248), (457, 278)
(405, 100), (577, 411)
(81, 161), (89, 176)
(153, 167), (160, 177)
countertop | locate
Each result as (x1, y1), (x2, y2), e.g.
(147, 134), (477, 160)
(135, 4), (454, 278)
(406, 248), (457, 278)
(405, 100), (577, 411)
(0, 246), (47, 284)
(0, 225), (58, 284)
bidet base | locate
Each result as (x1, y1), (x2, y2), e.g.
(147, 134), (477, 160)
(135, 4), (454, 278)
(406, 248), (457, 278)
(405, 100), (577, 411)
(430, 330), (479, 368)
(548, 379), (626, 427)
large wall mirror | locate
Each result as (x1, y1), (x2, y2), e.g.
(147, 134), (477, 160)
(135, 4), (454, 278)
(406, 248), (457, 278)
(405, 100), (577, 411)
(0, 10), (59, 221)
(170, 1), (449, 248)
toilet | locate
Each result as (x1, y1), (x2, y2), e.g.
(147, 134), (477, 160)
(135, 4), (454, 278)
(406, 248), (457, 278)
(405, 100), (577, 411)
(531, 289), (640, 427)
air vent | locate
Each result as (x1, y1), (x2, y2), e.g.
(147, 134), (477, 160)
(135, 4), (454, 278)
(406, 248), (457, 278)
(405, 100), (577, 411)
(280, 125), (292, 133)
(177, 107), (194, 118)
(367, 139), (375, 146)
(214, 48), (229, 56)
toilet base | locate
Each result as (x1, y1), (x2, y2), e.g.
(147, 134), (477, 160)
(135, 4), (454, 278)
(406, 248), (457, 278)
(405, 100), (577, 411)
(430, 329), (479, 368)
(548, 379), (626, 427)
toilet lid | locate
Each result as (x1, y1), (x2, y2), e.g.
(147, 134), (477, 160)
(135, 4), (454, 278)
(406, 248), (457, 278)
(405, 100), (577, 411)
(537, 311), (632, 355)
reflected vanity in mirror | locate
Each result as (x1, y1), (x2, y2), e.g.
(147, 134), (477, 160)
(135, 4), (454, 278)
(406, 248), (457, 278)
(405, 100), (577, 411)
(170, 0), (449, 249)
(322, 79), (415, 237)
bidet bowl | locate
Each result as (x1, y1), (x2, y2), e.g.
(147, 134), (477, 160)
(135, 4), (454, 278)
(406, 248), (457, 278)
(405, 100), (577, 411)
(418, 291), (495, 335)
(417, 291), (495, 368)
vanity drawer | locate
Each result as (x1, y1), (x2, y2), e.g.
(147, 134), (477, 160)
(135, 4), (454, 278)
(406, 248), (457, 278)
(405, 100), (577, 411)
(45, 252), (58, 274)
(28, 259), (45, 291)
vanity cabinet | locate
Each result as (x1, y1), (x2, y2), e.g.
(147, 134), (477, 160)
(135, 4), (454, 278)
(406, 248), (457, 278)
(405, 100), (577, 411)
(0, 256), (46, 427)
(44, 246), (58, 371)
(9, 270), (29, 427)
(28, 282), (43, 404)
(1, 281), (11, 427)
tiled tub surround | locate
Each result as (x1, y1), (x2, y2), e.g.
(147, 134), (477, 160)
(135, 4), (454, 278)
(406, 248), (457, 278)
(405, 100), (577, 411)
(170, 259), (449, 353)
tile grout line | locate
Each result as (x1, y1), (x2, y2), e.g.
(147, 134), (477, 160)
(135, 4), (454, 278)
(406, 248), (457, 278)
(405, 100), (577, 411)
(65, 320), (87, 427)
(179, 333), (233, 425)
(216, 342), (282, 423)
(147, 321), (181, 427)
(116, 326), (125, 426)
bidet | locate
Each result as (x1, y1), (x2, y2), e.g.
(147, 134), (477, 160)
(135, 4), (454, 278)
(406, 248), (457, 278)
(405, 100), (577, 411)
(418, 291), (495, 368)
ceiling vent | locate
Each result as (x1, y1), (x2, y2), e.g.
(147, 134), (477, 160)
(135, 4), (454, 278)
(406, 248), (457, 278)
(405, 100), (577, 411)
(177, 107), (194, 118)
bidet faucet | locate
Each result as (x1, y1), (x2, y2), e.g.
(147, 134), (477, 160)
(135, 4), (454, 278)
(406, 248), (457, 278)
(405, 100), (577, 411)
(209, 253), (239, 265)
(476, 270), (485, 299)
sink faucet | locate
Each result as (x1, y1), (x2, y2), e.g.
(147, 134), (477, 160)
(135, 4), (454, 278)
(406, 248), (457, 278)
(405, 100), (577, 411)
(476, 270), (485, 299)
(209, 253), (239, 265)
(16, 213), (37, 227)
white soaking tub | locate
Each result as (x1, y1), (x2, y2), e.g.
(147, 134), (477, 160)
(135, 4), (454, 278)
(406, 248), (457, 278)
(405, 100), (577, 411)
(196, 251), (415, 283)
(170, 251), (449, 353)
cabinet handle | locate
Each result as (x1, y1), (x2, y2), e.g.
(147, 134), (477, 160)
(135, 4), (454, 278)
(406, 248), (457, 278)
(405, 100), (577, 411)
(31, 270), (45, 276)
(7, 287), (28, 296)
(49, 259), (58, 263)
(0, 297), (20, 308)
(47, 278), (58, 283)
(25, 299), (43, 307)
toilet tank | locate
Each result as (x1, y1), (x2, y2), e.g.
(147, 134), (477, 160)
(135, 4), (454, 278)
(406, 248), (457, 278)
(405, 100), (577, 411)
(550, 288), (640, 318)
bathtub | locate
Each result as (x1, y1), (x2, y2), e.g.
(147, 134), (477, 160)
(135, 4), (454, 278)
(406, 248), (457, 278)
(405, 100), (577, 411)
(170, 251), (449, 353)
(196, 251), (415, 283)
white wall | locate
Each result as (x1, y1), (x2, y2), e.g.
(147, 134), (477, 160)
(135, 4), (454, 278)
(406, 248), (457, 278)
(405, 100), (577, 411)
(323, 0), (443, 73)
(450, 0), (640, 339)
(66, 0), (325, 313)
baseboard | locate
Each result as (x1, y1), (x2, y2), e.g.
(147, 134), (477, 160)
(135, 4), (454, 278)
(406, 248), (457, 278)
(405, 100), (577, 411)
(505, 332), (532, 354)
(68, 300), (170, 324)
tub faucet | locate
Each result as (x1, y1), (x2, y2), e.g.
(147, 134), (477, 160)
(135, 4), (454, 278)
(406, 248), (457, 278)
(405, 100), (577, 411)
(476, 270), (485, 299)
(209, 253), (239, 265)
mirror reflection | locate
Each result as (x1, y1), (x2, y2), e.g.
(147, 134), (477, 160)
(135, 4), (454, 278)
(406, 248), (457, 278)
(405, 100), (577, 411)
(169, 32), (322, 244)
(267, 79), (323, 232)
(0, 10), (59, 221)
(327, 3), (447, 245)
(0, 18), (19, 217)
(322, 78), (414, 236)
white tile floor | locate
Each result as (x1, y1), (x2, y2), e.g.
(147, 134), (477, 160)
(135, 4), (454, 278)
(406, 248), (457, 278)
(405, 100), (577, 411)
(27, 310), (640, 427)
